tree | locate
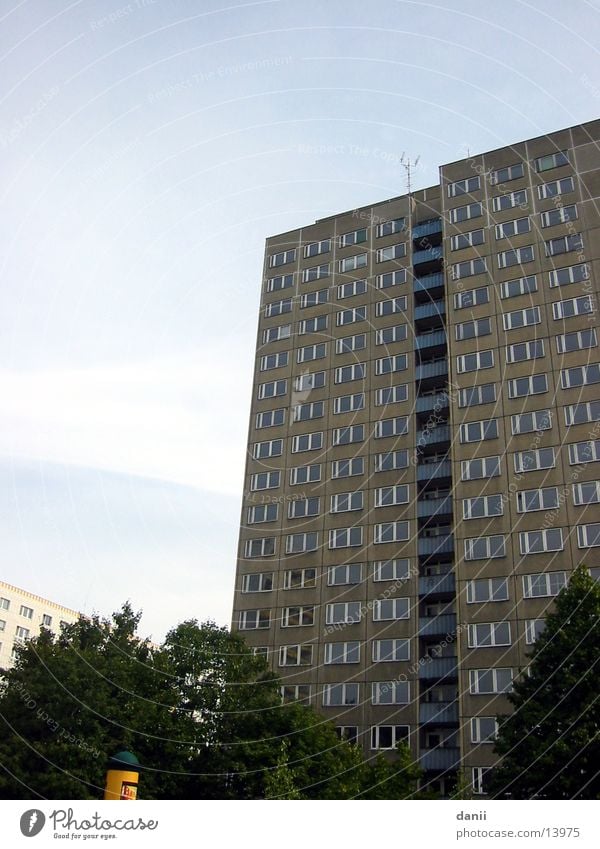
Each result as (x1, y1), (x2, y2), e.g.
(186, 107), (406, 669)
(356, 742), (422, 799)
(490, 565), (600, 799)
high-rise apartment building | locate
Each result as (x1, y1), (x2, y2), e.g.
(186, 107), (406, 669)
(232, 119), (600, 796)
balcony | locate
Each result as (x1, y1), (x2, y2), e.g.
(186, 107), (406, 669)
(418, 535), (454, 557)
(417, 460), (452, 482)
(419, 573), (456, 597)
(417, 495), (453, 519)
(415, 393), (449, 414)
(413, 272), (444, 293)
(419, 747), (461, 771)
(413, 246), (443, 267)
(418, 656), (459, 681)
(418, 614), (457, 637)
(416, 425), (451, 448)
(415, 360), (448, 381)
(414, 301), (446, 322)
(412, 219), (443, 240)
(419, 702), (459, 725)
(415, 329), (447, 351)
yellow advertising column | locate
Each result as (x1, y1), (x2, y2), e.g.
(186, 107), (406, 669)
(104, 750), (141, 800)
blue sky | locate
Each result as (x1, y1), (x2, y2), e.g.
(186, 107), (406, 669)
(0, 0), (598, 640)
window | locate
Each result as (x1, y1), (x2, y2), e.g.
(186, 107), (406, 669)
(250, 471), (280, 491)
(556, 329), (597, 354)
(297, 343), (327, 364)
(454, 286), (489, 309)
(561, 363), (600, 389)
(376, 270), (407, 289)
(371, 725), (409, 750)
(374, 417), (409, 438)
(331, 457), (365, 478)
(330, 492), (363, 513)
(577, 523), (600, 548)
(450, 229), (484, 251)
(472, 767), (494, 796)
(328, 527), (363, 548)
(507, 374), (548, 398)
(468, 622), (511, 648)
(519, 529), (564, 554)
(500, 275), (538, 299)
(573, 481), (600, 505)
(283, 568), (317, 589)
(459, 419), (498, 444)
(333, 393), (364, 414)
(336, 333), (367, 354)
(285, 532), (319, 554)
(545, 234), (583, 257)
(549, 262), (589, 288)
(339, 253), (368, 273)
(461, 456), (501, 481)
(291, 432), (323, 453)
(566, 401), (600, 428)
(339, 228), (367, 248)
(241, 572), (274, 592)
(449, 201), (482, 223)
(15, 626), (30, 640)
(288, 497), (320, 519)
(325, 602), (361, 625)
(469, 668), (513, 694)
(552, 295), (594, 320)
(336, 726), (359, 744)
(375, 385), (408, 406)
(19, 605), (33, 619)
(456, 350), (494, 373)
(293, 401), (324, 422)
(462, 494), (504, 520)
(534, 150), (569, 172)
(338, 279), (367, 299)
(41, 614), (52, 627)
(376, 218), (406, 236)
(255, 408), (285, 429)
(541, 204), (578, 228)
(279, 644), (313, 666)
(375, 324), (407, 345)
(294, 371), (326, 393)
(513, 447), (555, 473)
(451, 258), (487, 279)
(455, 318), (491, 341)
(522, 571), (567, 597)
(247, 504), (278, 524)
(298, 314), (328, 335)
(289, 464), (321, 485)
(491, 162), (524, 184)
(376, 243), (406, 262)
(266, 273), (293, 293)
(505, 340), (545, 363)
(471, 718), (498, 744)
(497, 245), (534, 268)
(264, 298), (293, 318)
(467, 577), (509, 603)
(323, 683), (359, 706)
(371, 681), (410, 704)
(332, 425), (364, 446)
(0, 619), (4, 631)
(568, 440), (600, 465)
(328, 564), (363, 585)
(324, 641), (361, 664)
(375, 354), (408, 375)
(372, 639), (410, 662)
(375, 296), (408, 317)
(538, 176), (574, 198)
(375, 485), (409, 507)
(335, 363), (365, 383)
(244, 538), (275, 558)
(269, 249), (296, 267)
(304, 238), (331, 258)
(448, 176), (480, 196)
(262, 324), (291, 344)
(252, 439), (283, 459)
(495, 217), (530, 239)
(374, 450), (409, 471)
(0, 598), (10, 611)
(503, 306), (540, 330)
(282, 606), (315, 627)
(257, 380), (287, 400)
(301, 262), (330, 283)
(300, 288), (329, 308)
(492, 190), (527, 212)
(373, 558), (411, 581)
(373, 598), (410, 620)
(374, 521), (410, 544)
(337, 306), (366, 326)
(238, 609), (270, 629)
(511, 410), (552, 434)
(464, 535), (506, 560)
(525, 619), (546, 645)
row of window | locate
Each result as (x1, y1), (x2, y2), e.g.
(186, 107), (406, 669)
(242, 559), (412, 591)
(450, 206), (580, 254)
(270, 245), (408, 276)
(264, 293), (409, 319)
(464, 525), (600, 560)
(252, 421), (414, 458)
(336, 722), (494, 751)
(266, 268), (412, 297)
(446, 151), (570, 199)
(458, 404), (600, 445)
(450, 234), (586, 278)
(448, 176), (575, 223)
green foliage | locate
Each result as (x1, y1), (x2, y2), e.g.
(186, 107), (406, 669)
(357, 741), (423, 799)
(491, 565), (600, 799)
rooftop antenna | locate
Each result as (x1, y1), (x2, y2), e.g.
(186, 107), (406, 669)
(399, 154), (421, 197)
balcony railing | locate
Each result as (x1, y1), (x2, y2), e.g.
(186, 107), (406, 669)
(418, 614), (457, 637)
(418, 656), (459, 681)
(419, 573), (456, 597)
(415, 330), (447, 350)
(413, 246), (443, 266)
(419, 702), (459, 725)
(416, 460), (452, 482)
(412, 219), (443, 239)
(416, 424), (451, 447)
(419, 747), (461, 771)
(414, 300), (446, 321)
(415, 360), (448, 380)
(413, 273), (444, 293)
(415, 393), (449, 414)
(417, 495), (453, 518)
(418, 535), (454, 556)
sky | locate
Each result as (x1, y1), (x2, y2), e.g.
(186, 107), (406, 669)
(0, 0), (598, 642)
